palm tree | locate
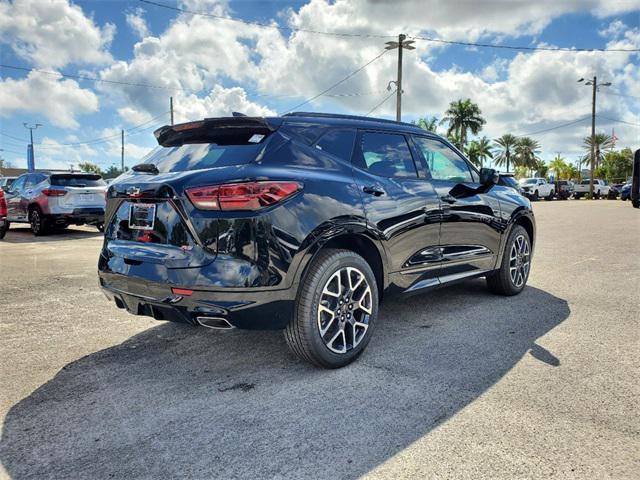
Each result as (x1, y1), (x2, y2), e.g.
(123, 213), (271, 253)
(414, 116), (439, 133)
(493, 134), (518, 172)
(514, 137), (542, 174)
(464, 141), (481, 168)
(441, 98), (486, 150)
(475, 136), (493, 169)
(549, 155), (568, 180)
(583, 133), (614, 170)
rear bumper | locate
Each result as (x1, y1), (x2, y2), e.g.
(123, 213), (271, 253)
(98, 271), (296, 330)
(47, 208), (104, 225)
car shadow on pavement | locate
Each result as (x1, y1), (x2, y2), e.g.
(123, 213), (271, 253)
(0, 280), (569, 479)
(0, 226), (102, 243)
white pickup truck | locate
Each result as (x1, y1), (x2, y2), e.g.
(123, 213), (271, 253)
(518, 177), (555, 200)
(573, 179), (610, 199)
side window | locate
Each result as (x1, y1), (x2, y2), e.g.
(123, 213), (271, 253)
(314, 129), (356, 162)
(413, 136), (475, 183)
(11, 176), (27, 192)
(357, 132), (417, 178)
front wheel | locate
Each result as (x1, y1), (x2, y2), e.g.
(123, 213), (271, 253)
(284, 249), (378, 368)
(546, 190), (554, 200)
(486, 225), (531, 296)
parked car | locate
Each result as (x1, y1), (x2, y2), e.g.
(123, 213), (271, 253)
(519, 177), (554, 200)
(0, 176), (17, 191)
(3, 172), (106, 235)
(0, 188), (8, 240)
(555, 180), (574, 200)
(620, 183), (632, 201)
(573, 179), (610, 199)
(99, 113), (536, 368)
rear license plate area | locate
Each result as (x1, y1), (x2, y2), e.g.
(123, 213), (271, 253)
(128, 203), (156, 230)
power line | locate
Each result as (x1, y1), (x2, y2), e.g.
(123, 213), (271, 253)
(141, 0), (640, 52)
(0, 148), (24, 155)
(280, 50), (389, 114)
(0, 64), (192, 92)
(364, 90), (397, 116)
(515, 116), (590, 137)
(596, 114), (640, 127)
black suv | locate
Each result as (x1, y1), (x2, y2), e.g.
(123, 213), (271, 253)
(99, 113), (535, 368)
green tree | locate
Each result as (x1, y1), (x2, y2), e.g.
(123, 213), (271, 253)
(600, 148), (633, 182)
(414, 116), (439, 133)
(475, 136), (493, 169)
(549, 155), (569, 180)
(103, 165), (125, 179)
(514, 137), (542, 173)
(78, 162), (103, 175)
(583, 133), (614, 170)
(441, 98), (486, 150)
(464, 141), (481, 168)
(493, 133), (518, 172)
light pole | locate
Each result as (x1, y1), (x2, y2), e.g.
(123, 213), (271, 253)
(577, 77), (611, 199)
(385, 34), (415, 122)
(23, 123), (42, 172)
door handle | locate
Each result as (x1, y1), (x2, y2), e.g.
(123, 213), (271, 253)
(363, 185), (384, 196)
(441, 194), (457, 204)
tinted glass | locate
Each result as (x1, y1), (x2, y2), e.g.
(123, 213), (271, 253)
(50, 175), (106, 187)
(140, 143), (265, 173)
(314, 129), (356, 161)
(501, 176), (519, 189)
(413, 137), (474, 183)
(358, 132), (417, 178)
(11, 176), (27, 192)
(580, 180), (591, 185)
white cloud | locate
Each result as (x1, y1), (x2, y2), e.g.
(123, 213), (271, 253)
(0, 0), (115, 68)
(126, 7), (150, 39)
(0, 72), (99, 128)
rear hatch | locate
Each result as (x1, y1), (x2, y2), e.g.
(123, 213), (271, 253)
(103, 117), (282, 271)
(50, 174), (106, 209)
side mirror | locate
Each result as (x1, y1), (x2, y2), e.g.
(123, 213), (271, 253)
(480, 168), (499, 187)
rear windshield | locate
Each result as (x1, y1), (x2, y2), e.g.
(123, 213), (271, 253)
(51, 175), (106, 187)
(580, 180), (591, 185)
(139, 142), (266, 173)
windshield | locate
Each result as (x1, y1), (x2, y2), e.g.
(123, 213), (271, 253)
(501, 176), (518, 188)
(521, 179), (537, 184)
(580, 180), (591, 185)
(139, 142), (266, 173)
(51, 175), (106, 187)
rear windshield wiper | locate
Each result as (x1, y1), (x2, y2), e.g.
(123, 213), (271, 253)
(132, 163), (159, 175)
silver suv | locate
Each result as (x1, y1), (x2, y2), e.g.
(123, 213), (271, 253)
(3, 172), (106, 235)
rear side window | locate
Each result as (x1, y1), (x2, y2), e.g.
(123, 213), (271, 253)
(140, 143), (265, 173)
(51, 175), (106, 187)
(413, 136), (475, 183)
(314, 129), (356, 162)
(356, 132), (417, 178)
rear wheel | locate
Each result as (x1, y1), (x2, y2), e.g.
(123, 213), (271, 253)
(532, 190), (539, 201)
(284, 249), (378, 368)
(486, 225), (531, 296)
(546, 190), (554, 200)
(0, 222), (8, 240)
(29, 207), (48, 236)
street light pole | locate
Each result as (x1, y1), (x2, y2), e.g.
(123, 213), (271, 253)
(23, 123), (42, 172)
(385, 34), (415, 122)
(578, 77), (611, 199)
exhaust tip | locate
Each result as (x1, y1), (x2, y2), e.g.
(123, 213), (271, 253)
(196, 316), (234, 330)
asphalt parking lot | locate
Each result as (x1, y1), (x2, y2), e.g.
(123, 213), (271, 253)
(0, 200), (638, 479)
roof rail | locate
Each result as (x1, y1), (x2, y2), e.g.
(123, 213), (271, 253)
(284, 112), (419, 128)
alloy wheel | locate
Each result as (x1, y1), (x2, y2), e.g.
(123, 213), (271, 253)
(317, 266), (372, 354)
(30, 210), (40, 234)
(509, 234), (530, 288)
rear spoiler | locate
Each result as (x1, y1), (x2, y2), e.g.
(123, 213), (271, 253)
(153, 117), (281, 147)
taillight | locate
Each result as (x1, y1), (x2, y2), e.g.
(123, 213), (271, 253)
(0, 191), (7, 216)
(42, 189), (66, 197)
(186, 181), (301, 211)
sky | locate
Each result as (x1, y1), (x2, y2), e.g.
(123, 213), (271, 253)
(0, 0), (639, 172)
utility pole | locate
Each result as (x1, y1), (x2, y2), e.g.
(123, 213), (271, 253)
(23, 123), (42, 172)
(170, 96), (174, 125)
(578, 77), (611, 199)
(121, 129), (125, 172)
(385, 34), (415, 122)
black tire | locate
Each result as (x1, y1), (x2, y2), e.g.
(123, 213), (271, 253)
(0, 223), (7, 240)
(546, 190), (554, 200)
(532, 190), (539, 201)
(29, 207), (48, 236)
(486, 225), (531, 296)
(284, 249), (379, 368)
(574, 193), (581, 200)
(96, 222), (104, 232)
